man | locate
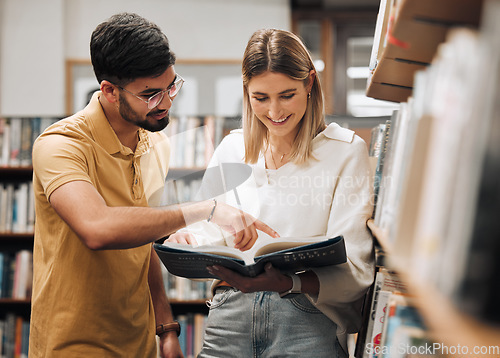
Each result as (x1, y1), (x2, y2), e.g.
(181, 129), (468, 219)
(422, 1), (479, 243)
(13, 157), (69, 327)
(29, 13), (277, 357)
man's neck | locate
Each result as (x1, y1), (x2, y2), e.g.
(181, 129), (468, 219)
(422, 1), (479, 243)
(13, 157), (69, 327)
(99, 96), (140, 152)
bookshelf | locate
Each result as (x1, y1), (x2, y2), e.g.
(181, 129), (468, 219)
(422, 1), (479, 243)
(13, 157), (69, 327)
(0, 165), (34, 308)
(362, 0), (500, 356)
(0, 117), (216, 356)
(366, 0), (484, 103)
(367, 219), (500, 352)
(0, 163), (33, 356)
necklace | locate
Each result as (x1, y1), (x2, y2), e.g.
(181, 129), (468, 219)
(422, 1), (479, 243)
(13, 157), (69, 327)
(269, 145), (288, 169)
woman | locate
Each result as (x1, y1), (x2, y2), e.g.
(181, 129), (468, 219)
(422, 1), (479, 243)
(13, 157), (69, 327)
(168, 28), (374, 357)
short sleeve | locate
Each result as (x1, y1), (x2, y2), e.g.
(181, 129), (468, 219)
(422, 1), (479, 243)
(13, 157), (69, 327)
(32, 132), (93, 199)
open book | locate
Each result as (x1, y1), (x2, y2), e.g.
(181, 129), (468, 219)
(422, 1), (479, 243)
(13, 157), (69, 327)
(153, 235), (346, 279)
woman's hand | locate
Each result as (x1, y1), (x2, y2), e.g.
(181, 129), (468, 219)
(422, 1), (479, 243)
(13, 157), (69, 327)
(207, 263), (292, 293)
(207, 263), (320, 295)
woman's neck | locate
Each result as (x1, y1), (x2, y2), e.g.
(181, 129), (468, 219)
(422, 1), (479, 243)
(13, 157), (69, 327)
(267, 134), (293, 155)
(266, 136), (293, 169)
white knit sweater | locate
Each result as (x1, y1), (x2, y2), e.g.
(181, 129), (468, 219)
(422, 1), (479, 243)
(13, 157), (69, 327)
(179, 122), (375, 352)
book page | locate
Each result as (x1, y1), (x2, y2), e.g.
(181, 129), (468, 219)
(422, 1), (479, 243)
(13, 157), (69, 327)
(160, 241), (254, 264)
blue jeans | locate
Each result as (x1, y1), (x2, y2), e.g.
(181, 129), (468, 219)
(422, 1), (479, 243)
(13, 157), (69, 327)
(198, 288), (345, 358)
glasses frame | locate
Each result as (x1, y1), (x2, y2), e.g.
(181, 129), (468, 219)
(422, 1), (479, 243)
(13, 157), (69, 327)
(114, 74), (184, 109)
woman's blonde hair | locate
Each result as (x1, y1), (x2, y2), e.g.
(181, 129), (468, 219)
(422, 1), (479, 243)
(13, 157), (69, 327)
(242, 28), (326, 164)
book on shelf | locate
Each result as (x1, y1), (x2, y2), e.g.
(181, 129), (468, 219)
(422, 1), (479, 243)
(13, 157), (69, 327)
(409, 28), (492, 299)
(12, 183), (29, 233)
(164, 115), (238, 170)
(0, 118), (8, 166)
(175, 313), (207, 357)
(0, 314), (29, 358)
(161, 177), (202, 205)
(369, 121), (390, 212)
(164, 115), (216, 169)
(154, 235), (346, 279)
(376, 102), (413, 234)
(0, 184), (14, 232)
(160, 264), (211, 300)
(452, 0), (500, 323)
(12, 250), (33, 299)
(0, 117), (58, 167)
(378, 294), (431, 358)
(368, 0), (392, 72)
(203, 116), (216, 166)
(174, 116), (187, 168)
(361, 268), (407, 358)
(0, 181), (35, 233)
(0, 250), (33, 299)
(19, 118), (32, 167)
(183, 116), (201, 168)
(8, 118), (21, 167)
(368, 123), (386, 158)
(372, 112), (397, 225)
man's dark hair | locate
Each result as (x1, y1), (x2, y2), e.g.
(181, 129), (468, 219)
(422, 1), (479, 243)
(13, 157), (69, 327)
(90, 12), (176, 86)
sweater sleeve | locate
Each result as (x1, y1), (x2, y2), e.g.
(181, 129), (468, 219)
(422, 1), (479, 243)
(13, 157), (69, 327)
(310, 136), (375, 306)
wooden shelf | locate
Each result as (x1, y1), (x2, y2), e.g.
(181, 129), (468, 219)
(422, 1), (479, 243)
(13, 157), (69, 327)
(169, 299), (209, 316)
(0, 166), (33, 172)
(0, 298), (31, 305)
(0, 233), (34, 251)
(0, 233), (33, 239)
(0, 166), (33, 181)
(0, 298), (31, 318)
(367, 0), (484, 102)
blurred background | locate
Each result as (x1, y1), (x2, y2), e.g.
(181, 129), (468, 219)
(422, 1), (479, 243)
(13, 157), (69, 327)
(0, 0), (397, 125)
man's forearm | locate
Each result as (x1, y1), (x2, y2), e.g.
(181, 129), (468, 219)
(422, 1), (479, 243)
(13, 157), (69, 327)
(49, 180), (214, 250)
(149, 248), (176, 326)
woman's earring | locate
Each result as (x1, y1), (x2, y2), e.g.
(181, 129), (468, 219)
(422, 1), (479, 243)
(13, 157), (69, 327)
(308, 92), (311, 99)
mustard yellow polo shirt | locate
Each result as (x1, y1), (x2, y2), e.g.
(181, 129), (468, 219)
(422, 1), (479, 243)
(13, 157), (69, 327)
(29, 92), (170, 357)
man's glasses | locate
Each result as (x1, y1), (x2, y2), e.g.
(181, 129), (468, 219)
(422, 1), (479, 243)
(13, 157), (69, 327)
(114, 74), (184, 109)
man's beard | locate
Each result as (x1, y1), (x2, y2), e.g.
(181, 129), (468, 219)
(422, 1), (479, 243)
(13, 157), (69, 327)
(119, 95), (170, 132)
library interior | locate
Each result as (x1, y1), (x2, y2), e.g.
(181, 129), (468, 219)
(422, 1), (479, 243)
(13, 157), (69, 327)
(1, 0), (499, 357)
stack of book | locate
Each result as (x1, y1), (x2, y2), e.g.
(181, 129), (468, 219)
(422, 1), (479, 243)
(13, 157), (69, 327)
(0, 182), (35, 233)
(0, 250), (33, 300)
(357, 268), (433, 358)
(160, 265), (211, 301)
(163, 115), (240, 169)
(0, 117), (58, 167)
(173, 313), (207, 358)
(161, 115), (241, 204)
(0, 313), (30, 358)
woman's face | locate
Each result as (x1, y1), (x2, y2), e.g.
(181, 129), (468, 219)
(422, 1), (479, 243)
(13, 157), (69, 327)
(247, 71), (311, 142)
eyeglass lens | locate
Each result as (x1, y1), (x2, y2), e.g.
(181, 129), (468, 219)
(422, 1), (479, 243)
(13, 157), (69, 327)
(148, 92), (164, 109)
(147, 76), (183, 109)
